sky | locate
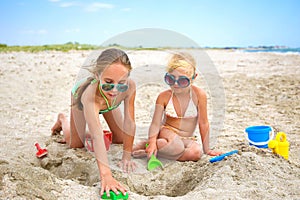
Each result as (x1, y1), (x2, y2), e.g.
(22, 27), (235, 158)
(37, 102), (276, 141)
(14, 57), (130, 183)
(1, 0), (300, 47)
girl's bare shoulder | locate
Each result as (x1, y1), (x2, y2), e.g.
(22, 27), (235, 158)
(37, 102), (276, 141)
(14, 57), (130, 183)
(123, 78), (136, 99)
(156, 89), (172, 105)
(192, 85), (207, 100)
(81, 82), (97, 100)
(128, 78), (136, 89)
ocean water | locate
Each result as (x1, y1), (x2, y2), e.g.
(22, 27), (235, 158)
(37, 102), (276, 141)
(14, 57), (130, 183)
(244, 47), (300, 54)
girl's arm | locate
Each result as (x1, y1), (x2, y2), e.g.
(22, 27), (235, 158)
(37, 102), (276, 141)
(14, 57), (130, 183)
(80, 85), (126, 196)
(147, 92), (166, 156)
(196, 87), (222, 156)
(122, 80), (136, 160)
(81, 86), (111, 177)
(196, 88), (210, 154)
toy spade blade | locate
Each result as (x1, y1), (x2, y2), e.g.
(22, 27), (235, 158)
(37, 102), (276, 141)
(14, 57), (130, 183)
(147, 154), (163, 171)
(145, 143), (163, 171)
(209, 150), (238, 163)
(34, 142), (48, 158)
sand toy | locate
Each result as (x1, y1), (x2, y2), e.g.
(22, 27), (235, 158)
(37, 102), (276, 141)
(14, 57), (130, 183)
(34, 142), (48, 158)
(245, 125), (274, 148)
(85, 130), (112, 152)
(101, 191), (128, 200)
(145, 143), (163, 171)
(209, 150), (238, 163)
(268, 132), (289, 160)
(147, 154), (164, 171)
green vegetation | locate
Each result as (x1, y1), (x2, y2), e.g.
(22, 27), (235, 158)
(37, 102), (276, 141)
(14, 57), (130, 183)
(0, 42), (204, 52)
(0, 42), (100, 52)
(107, 44), (161, 51)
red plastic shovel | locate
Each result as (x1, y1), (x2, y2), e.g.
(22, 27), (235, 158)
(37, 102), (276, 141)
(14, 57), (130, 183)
(34, 142), (48, 158)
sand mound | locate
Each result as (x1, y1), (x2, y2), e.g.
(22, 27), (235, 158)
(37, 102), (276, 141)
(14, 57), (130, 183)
(1, 140), (299, 199)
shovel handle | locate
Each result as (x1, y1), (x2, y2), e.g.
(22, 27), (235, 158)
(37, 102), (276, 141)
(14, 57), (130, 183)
(209, 150), (238, 163)
(35, 142), (42, 150)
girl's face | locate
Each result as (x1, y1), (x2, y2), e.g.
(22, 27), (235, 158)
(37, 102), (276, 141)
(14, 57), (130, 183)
(166, 67), (193, 93)
(99, 63), (130, 99)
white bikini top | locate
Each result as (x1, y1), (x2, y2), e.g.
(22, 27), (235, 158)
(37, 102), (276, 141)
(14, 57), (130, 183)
(165, 89), (198, 118)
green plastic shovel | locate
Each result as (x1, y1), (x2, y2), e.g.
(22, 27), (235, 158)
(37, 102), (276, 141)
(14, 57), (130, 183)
(101, 191), (128, 200)
(145, 144), (163, 171)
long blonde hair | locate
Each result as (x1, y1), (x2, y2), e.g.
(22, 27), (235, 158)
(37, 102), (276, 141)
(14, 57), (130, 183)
(167, 52), (196, 79)
(73, 48), (132, 110)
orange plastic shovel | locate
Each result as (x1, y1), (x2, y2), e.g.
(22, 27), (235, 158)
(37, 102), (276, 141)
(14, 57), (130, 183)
(34, 142), (48, 158)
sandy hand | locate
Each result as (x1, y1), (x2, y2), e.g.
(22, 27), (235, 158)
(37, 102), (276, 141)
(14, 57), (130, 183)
(119, 151), (137, 173)
(207, 149), (223, 156)
(100, 174), (127, 197)
(145, 142), (157, 158)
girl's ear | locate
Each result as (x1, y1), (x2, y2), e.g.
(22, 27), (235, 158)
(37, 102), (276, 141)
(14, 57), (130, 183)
(94, 73), (100, 80)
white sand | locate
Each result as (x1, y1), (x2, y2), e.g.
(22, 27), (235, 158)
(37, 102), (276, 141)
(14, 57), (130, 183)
(0, 49), (299, 199)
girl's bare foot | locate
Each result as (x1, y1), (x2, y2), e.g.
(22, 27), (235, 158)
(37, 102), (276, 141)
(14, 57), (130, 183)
(51, 113), (64, 135)
(132, 150), (147, 158)
(132, 140), (148, 158)
(132, 140), (148, 151)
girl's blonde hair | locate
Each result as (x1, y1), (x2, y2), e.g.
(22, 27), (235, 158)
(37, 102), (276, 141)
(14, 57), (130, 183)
(167, 52), (196, 78)
(73, 48), (132, 110)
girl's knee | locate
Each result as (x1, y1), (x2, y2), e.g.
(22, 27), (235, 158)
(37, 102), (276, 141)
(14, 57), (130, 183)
(157, 136), (185, 160)
(156, 138), (168, 149)
(189, 145), (202, 161)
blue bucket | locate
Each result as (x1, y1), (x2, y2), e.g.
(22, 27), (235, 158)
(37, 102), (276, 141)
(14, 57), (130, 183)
(245, 126), (274, 148)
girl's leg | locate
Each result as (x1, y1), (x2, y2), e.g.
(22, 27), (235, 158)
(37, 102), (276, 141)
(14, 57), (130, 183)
(132, 140), (148, 158)
(103, 108), (124, 144)
(69, 107), (86, 148)
(132, 138), (169, 158)
(156, 128), (185, 160)
(51, 107), (86, 148)
(51, 113), (65, 134)
(177, 141), (202, 161)
(51, 113), (70, 143)
(156, 138), (168, 149)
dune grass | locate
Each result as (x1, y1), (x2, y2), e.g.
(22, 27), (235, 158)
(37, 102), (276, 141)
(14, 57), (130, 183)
(0, 42), (189, 52)
(0, 43), (100, 52)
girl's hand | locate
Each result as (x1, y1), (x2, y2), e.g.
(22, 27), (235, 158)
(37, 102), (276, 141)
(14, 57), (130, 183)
(100, 173), (127, 197)
(118, 159), (137, 173)
(118, 151), (137, 173)
(145, 142), (157, 158)
(206, 149), (223, 156)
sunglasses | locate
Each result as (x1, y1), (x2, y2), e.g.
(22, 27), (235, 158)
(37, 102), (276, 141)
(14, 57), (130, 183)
(164, 73), (191, 88)
(100, 80), (128, 92)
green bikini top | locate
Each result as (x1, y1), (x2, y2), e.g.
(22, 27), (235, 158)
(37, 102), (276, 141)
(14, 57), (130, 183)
(95, 79), (121, 114)
(90, 79), (121, 114)
(72, 78), (121, 114)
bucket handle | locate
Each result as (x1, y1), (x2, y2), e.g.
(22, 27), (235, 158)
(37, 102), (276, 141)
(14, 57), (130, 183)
(245, 127), (274, 146)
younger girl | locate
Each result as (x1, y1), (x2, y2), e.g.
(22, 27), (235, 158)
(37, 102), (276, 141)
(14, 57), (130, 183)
(133, 52), (221, 161)
(51, 48), (136, 196)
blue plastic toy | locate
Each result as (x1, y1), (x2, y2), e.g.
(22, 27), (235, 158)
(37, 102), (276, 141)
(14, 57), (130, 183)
(209, 150), (238, 163)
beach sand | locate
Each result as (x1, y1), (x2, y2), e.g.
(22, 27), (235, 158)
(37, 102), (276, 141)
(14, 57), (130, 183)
(0, 49), (299, 199)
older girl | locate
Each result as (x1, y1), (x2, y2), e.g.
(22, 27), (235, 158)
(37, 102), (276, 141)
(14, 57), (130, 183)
(51, 48), (136, 196)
